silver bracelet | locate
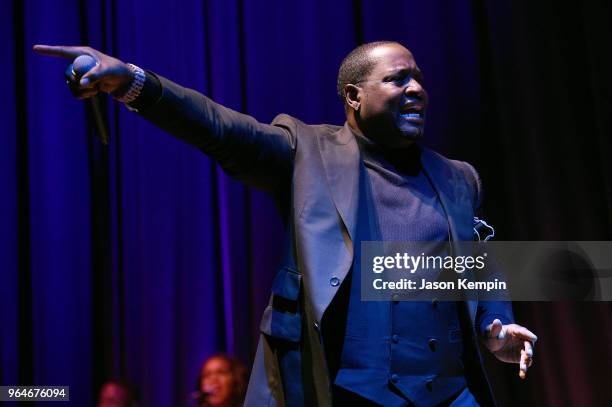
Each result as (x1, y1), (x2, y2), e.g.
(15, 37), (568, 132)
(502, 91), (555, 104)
(116, 63), (145, 104)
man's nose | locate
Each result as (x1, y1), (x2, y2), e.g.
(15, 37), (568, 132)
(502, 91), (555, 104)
(404, 79), (427, 102)
(405, 78), (425, 95)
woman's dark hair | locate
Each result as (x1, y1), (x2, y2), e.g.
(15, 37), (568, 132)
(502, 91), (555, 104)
(195, 353), (248, 407)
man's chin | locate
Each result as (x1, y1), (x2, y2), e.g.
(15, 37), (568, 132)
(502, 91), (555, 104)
(399, 125), (424, 141)
(381, 131), (422, 148)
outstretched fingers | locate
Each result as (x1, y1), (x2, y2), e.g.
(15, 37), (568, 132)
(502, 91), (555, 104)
(519, 345), (534, 379)
(35, 44), (131, 97)
(509, 326), (536, 379)
(33, 44), (94, 60)
(507, 325), (538, 343)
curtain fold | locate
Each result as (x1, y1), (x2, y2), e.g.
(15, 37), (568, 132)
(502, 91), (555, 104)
(2, 0), (610, 405)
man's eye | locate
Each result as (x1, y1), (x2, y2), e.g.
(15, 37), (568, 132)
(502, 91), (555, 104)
(393, 75), (411, 85)
(389, 75), (410, 85)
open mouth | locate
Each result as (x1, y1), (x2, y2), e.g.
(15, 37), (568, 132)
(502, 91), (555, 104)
(400, 104), (425, 121)
(205, 385), (221, 396)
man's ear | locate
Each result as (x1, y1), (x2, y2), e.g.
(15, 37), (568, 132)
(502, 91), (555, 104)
(344, 84), (361, 111)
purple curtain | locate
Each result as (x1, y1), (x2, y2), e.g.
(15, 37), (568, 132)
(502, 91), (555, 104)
(2, 0), (611, 405)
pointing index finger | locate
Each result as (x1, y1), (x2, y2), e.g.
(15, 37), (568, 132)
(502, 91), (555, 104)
(33, 45), (91, 59)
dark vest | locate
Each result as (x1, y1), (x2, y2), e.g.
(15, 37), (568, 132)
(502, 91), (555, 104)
(334, 139), (467, 406)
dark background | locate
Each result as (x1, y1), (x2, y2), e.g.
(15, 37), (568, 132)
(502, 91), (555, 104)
(1, 0), (611, 405)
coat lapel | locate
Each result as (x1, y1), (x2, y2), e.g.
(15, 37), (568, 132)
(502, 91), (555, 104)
(300, 123), (360, 322)
(421, 147), (478, 321)
(318, 123), (361, 244)
(420, 148), (473, 242)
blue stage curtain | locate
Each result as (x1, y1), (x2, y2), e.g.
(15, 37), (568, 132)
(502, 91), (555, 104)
(2, 0), (611, 406)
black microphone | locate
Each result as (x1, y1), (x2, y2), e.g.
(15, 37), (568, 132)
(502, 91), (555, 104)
(71, 55), (110, 145)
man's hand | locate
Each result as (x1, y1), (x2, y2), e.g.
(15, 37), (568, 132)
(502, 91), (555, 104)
(484, 319), (537, 379)
(33, 45), (133, 99)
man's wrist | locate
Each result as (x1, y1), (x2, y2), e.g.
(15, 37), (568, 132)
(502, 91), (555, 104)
(110, 65), (162, 113)
(124, 71), (162, 112)
(113, 63), (145, 105)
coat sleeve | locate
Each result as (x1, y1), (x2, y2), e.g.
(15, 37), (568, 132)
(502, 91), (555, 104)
(134, 73), (296, 193)
(459, 161), (515, 335)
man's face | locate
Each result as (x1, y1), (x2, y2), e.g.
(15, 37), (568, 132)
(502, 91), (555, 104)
(355, 44), (428, 147)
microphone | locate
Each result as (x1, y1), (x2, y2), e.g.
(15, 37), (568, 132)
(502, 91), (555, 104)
(189, 390), (210, 404)
(71, 55), (110, 145)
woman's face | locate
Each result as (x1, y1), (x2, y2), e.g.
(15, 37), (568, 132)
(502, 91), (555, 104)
(201, 357), (234, 406)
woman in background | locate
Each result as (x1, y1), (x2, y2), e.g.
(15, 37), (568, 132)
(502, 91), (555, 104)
(195, 353), (248, 407)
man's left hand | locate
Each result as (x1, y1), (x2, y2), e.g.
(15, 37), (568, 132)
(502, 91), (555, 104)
(484, 319), (537, 379)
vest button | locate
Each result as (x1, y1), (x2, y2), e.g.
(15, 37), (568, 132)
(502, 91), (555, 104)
(428, 338), (438, 351)
(391, 293), (400, 303)
(330, 277), (340, 287)
(390, 374), (399, 383)
(431, 298), (438, 308)
(392, 334), (399, 344)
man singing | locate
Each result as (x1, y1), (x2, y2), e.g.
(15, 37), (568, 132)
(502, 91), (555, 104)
(35, 41), (536, 407)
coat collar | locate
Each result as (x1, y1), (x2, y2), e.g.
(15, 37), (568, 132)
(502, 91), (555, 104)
(318, 124), (473, 248)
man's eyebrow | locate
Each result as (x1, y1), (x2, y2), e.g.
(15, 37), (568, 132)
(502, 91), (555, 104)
(385, 67), (410, 74)
(385, 67), (424, 78)
(387, 66), (421, 74)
